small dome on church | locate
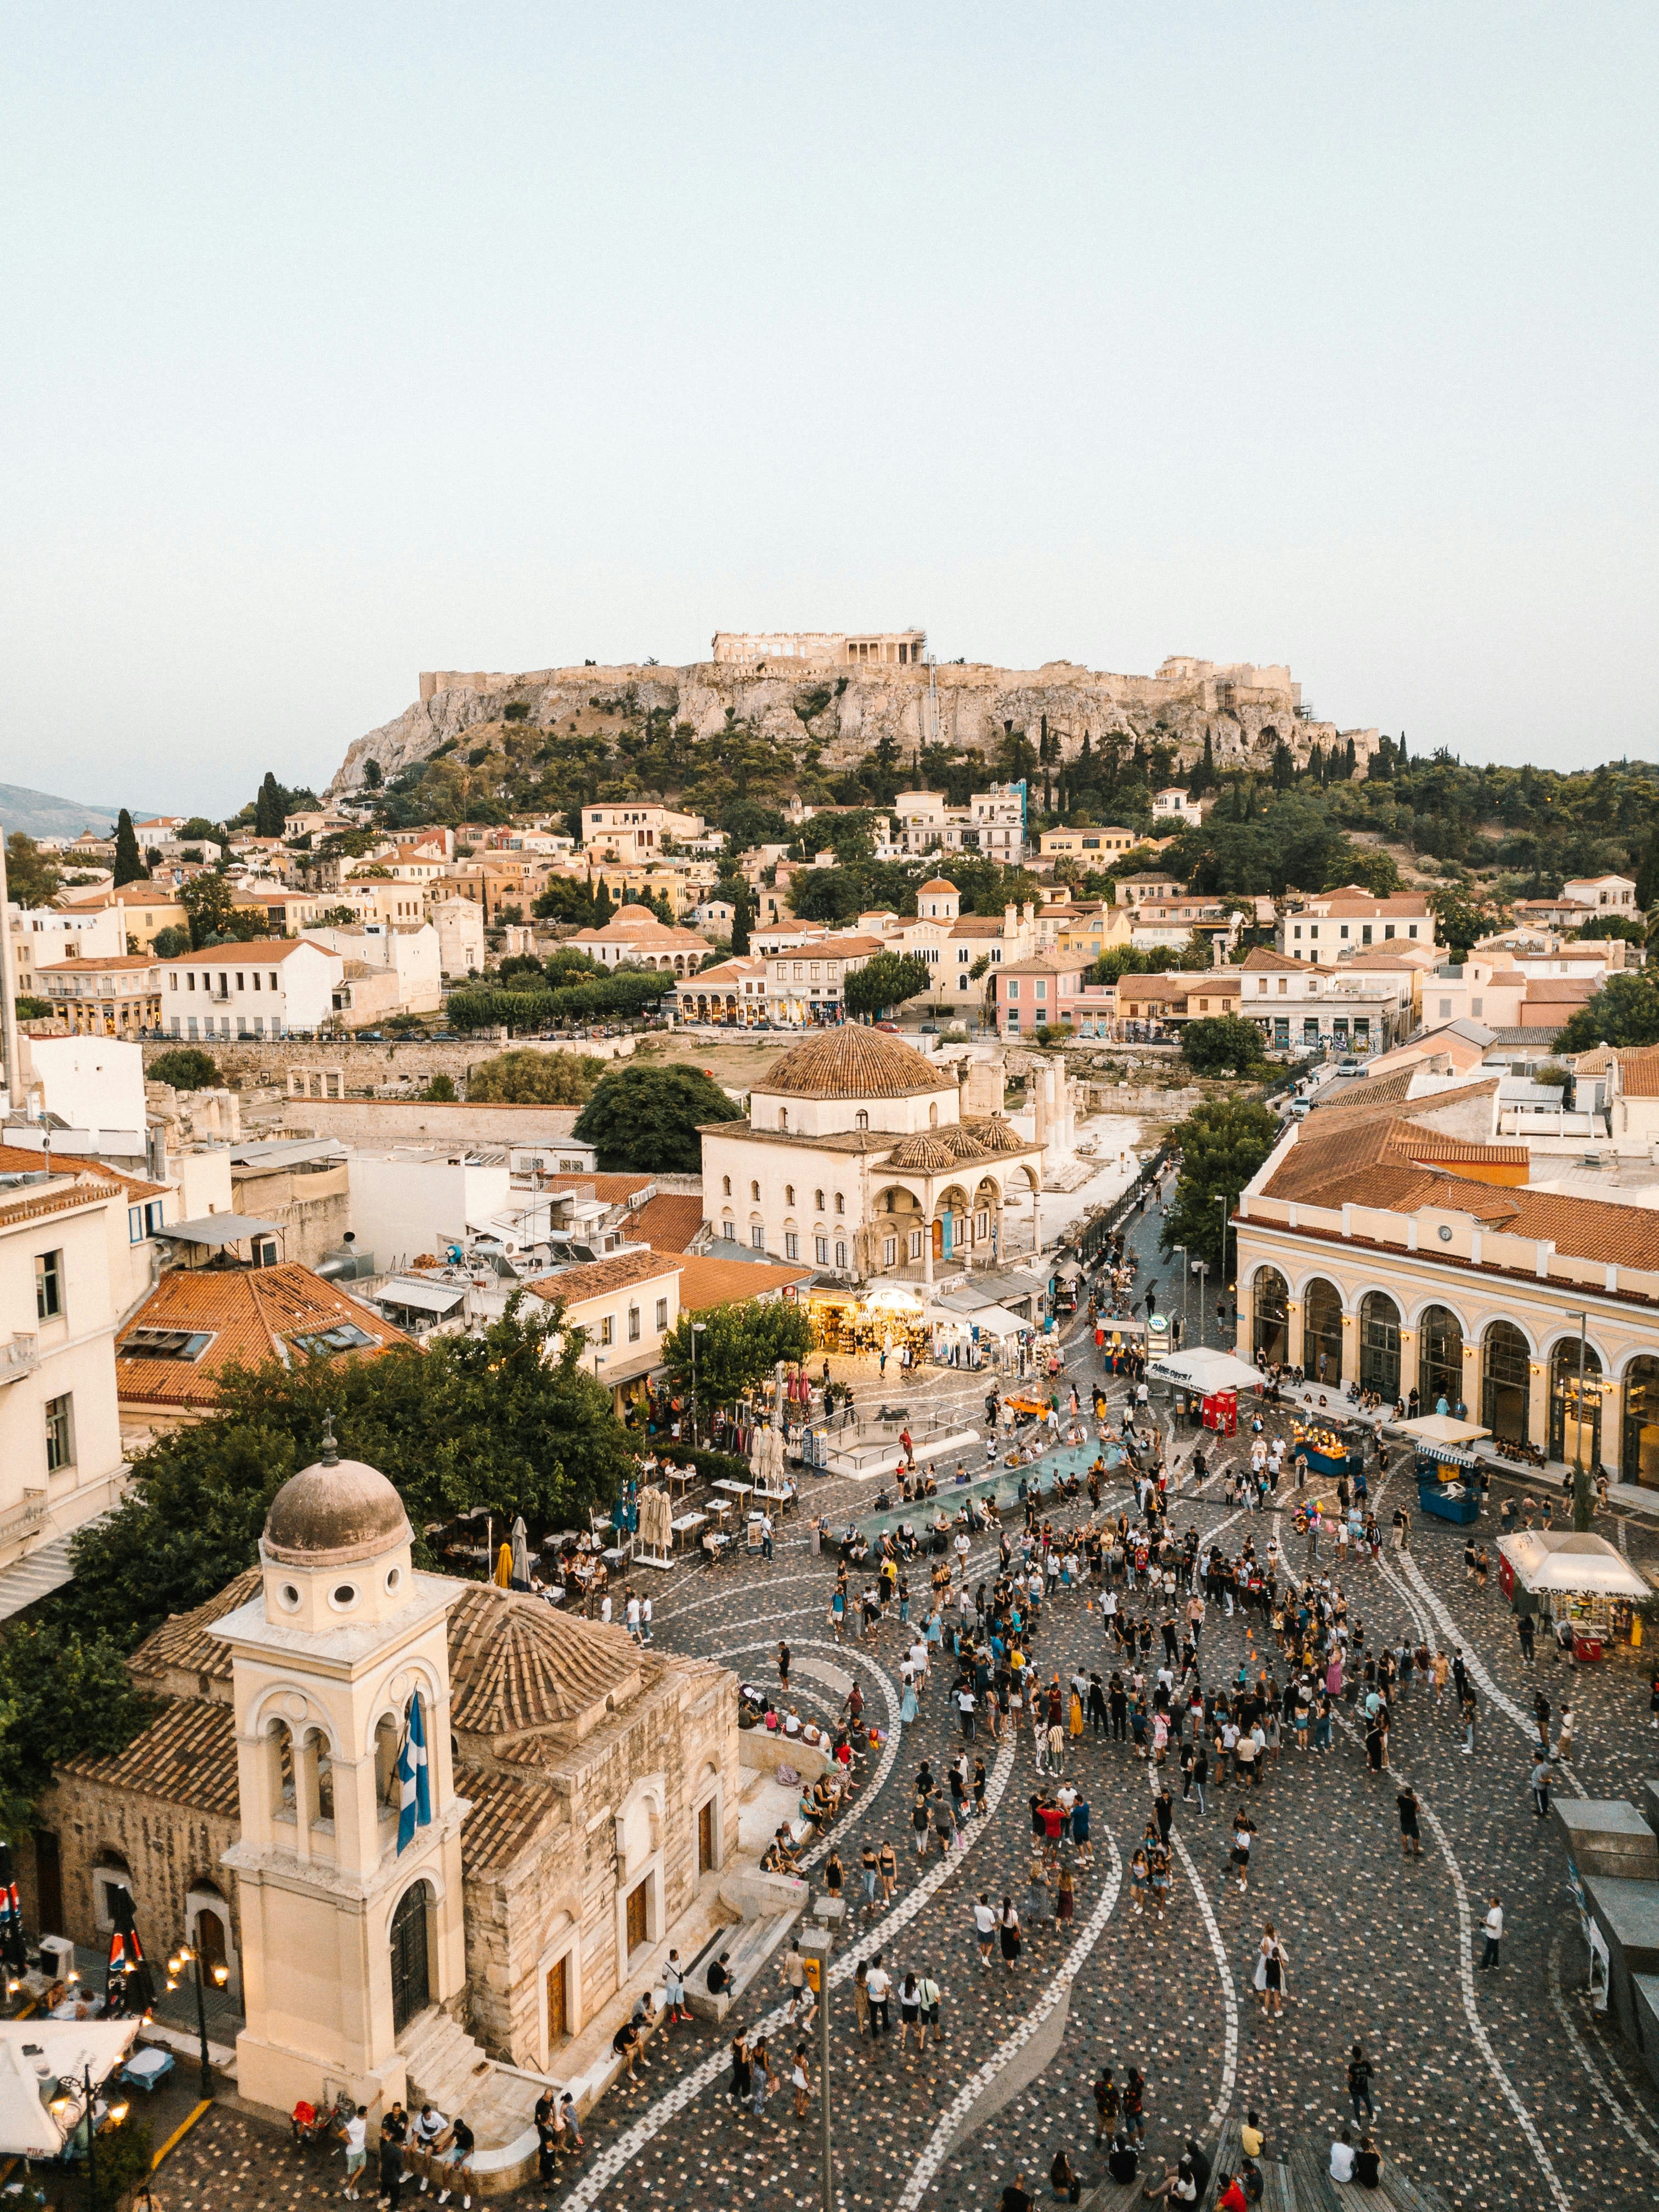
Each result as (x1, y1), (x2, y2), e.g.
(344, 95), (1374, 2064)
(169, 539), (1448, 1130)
(263, 1434), (410, 1567)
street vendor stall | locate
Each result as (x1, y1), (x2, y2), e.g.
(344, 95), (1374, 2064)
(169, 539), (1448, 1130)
(809, 1283), (931, 1365)
(1497, 1531), (1650, 1658)
(1292, 1416), (1367, 1485)
(1396, 1413), (1491, 1525)
(929, 1296), (1034, 1375)
(1148, 1346), (1263, 1434)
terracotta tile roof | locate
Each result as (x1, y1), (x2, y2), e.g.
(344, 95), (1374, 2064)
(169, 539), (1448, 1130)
(628, 1192), (707, 1251)
(673, 1252), (812, 1308)
(1523, 977), (1598, 1001)
(116, 1263), (410, 1408)
(157, 938), (324, 966)
(60, 1697), (240, 1818)
(1242, 948), (1308, 972)
(918, 878), (958, 894)
(0, 1144), (166, 1203)
(524, 1248), (681, 1308)
(1617, 1051), (1659, 1099)
(543, 1173), (656, 1204)
(35, 954), (158, 973)
(1393, 1132), (1529, 1166)
(447, 1582), (642, 1740)
(946, 918), (1009, 939)
(456, 1761), (563, 1875)
(756, 1026), (951, 1101)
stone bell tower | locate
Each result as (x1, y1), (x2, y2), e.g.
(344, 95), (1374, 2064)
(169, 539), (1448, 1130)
(215, 1426), (467, 2118)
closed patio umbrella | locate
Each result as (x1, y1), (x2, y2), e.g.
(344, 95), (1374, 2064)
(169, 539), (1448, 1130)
(105, 1886), (155, 2015)
(510, 1515), (531, 1587)
(0, 1844), (26, 1976)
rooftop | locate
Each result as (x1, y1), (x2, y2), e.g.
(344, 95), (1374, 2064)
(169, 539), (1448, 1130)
(755, 1025), (953, 1102)
(116, 1262), (409, 1408)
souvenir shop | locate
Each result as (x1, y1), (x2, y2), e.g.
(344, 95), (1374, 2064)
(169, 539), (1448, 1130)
(1497, 1529), (1650, 1661)
(807, 1283), (932, 1367)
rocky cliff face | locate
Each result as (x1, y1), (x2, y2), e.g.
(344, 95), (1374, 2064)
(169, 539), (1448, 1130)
(330, 657), (1379, 796)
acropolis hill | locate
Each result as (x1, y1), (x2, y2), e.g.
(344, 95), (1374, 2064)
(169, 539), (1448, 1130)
(330, 635), (1380, 794)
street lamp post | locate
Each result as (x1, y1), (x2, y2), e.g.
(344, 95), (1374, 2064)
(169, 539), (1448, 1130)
(799, 1903), (840, 2212)
(1214, 1192), (1231, 1348)
(690, 1321), (706, 1444)
(167, 1941), (228, 2102)
(1173, 1245), (1188, 1344)
(1196, 1261), (1208, 1345)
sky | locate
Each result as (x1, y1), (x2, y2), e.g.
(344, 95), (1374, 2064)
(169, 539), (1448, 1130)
(3, 4), (1656, 817)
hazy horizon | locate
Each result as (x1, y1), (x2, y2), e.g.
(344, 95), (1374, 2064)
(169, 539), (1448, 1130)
(4, 5), (1655, 815)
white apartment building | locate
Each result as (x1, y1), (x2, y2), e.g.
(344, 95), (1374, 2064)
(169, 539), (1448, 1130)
(1279, 897), (1436, 961)
(1564, 874), (1638, 911)
(425, 893), (487, 979)
(764, 934), (884, 1026)
(884, 786), (1027, 863)
(301, 921), (442, 1014)
(0, 1161), (129, 1603)
(1234, 949), (1414, 1054)
(9, 905), (128, 995)
(159, 939), (344, 1040)
(36, 954), (161, 1038)
(1152, 786), (1203, 827)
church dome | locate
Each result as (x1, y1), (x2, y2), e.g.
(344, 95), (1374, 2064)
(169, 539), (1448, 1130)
(918, 878), (958, 895)
(759, 1026), (951, 1102)
(962, 1114), (1027, 1154)
(263, 1435), (411, 1567)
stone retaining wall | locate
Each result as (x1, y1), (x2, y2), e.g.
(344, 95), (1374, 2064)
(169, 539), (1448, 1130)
(140, 1031), (634, 1094)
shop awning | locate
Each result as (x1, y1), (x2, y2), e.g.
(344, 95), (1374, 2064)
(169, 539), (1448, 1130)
(1497, 1532), (1649, 1599)
(156, 1213), (283, 1248)
(1397, 1413), (1491, 1447)
(972, 1306), (1031, 1339)
(864, 1285), (927, 1314)
(1148, 1346), (1265, 1394)
(0, 2018), (140, 2155)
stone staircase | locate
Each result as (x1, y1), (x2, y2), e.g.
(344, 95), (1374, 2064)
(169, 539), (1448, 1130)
(399, 2007), (541, 2151)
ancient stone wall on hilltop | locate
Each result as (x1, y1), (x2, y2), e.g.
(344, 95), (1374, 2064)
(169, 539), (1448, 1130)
(330, 656), (1378, 795)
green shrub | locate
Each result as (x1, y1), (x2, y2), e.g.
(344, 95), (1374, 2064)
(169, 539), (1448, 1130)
(148, 1046), (221, 1091)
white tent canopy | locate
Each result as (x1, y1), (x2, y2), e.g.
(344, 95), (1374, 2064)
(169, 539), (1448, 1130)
(1397, 1413), (1491, 1447)
(0, 2018), (140, 2157)
(1498, 1531), (1650, 1600)
(1148, 1346), (1265, 1395)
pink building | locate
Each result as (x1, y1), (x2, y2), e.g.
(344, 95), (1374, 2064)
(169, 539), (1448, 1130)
(995, 956), (1115, 1039)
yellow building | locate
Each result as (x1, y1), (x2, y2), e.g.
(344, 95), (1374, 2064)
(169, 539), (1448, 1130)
(35, 954), (161, 1037)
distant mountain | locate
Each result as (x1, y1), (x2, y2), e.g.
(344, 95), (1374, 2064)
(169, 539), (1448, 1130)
(0, 781), (148, 841)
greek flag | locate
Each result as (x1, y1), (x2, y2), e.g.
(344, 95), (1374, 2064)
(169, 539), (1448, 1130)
(396, 1691), (432, 1853)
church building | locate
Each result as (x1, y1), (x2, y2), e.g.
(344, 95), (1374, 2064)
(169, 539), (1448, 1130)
(37, 1438), (740, 2167)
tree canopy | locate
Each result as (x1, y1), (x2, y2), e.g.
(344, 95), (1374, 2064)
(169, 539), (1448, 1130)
(466, 1048), (605, 1104)
(843, 951), (932, 1020)
(659, 1297), (815, 1407)
(573, 1061), (744, 1172)
(1160, 1096), (1279, 1272)
(1555, 970), (1659, 1054)
(4, 832), (59, 909)
(1181, 1014), (1267, 1075)
(112, 809), (147, 885)
(147, 1046), (222, 1092)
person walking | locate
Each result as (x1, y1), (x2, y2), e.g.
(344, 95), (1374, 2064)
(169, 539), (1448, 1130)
(749, 2036), (770, 2119)
(791, 2044), (811, 2117)
(1395, 1782), (1423, 1859)
(1093, 2068), (1120, 2148)
(866, 1954), (892, 2035)
(1531, 1753), (1553, 1820)
(341, 2104), (369, 2201)
(378, 2117), (408, 2212)
(1347, 2042), (1374, 2125)
(852, 1960), (871, 2038)
(1479, 1897), (1503, 1970)
(974, 1892), (998, 1968)
(1000, 1895), (1023, 1972)
(1254, 1925), (1286, 2019)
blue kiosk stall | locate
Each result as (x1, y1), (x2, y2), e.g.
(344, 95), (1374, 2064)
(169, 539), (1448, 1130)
(1397, 1412), (1489, 1524)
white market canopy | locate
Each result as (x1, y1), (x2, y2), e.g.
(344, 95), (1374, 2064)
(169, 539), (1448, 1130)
(0, 2018), (140, 2157)
(1148, 1346), (1265, 1395)
(1396, 1414), (1492, 1447)
(1498, 1531), (1649, 1600)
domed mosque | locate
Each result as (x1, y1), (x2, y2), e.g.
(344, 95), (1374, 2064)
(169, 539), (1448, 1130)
(46, 1419), (742, 2181)
(700, 1022), (1045, 1295)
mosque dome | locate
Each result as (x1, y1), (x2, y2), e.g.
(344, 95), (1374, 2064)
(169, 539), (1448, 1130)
(759, 1026), (951, 1102)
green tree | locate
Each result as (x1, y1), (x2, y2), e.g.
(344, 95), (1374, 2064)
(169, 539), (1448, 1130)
(591, 877), (614, 924)
(1635, 827), (1659, 911)
(180, 873), (236, 947)
(730, 878), (754, 956)
(1161, 1096), (1279, 1271)
(112, 808), (147, 886)
(3, 831), (60, 908)
(1181, 1014), (1267, 1075)
(147, 1046), (221, 1091)
(64, 1300), (633, 1653)
(1575, 914), (1646, 944)
(364, 758), (384, 790)
(1428, 883), (1497, 960)
(422, 1072), (458, 1101)
(253, 771), (287, 838)
(843, 951), (932, 1020)
(790, 868), (865, 926)
(659, 1297), (815, 1406)
(573, 1063), (743, 1172)
(0, 1621), (154, 1839)
(151, 924), (191, 957)
(1556, 970), (1659, 1054)
(466, 1049), (605, 1104)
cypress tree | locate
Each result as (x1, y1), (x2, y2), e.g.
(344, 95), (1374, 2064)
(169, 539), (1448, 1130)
(591, 876), (614, 926)
(112, 809), (146, 886)
(731, 881), (753, 956)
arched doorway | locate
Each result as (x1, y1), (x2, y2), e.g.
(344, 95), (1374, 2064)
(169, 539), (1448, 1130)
(1622, 1357), (1659, 1488)
(390, 1880), (432, 2033)
(1482, 1321), (1530, 1446)
(1418, 1305), (1464, 1414)
(1252, 1268), (1289, 1367)
(1549, 1338), (1603, 1471)
(1303, 1278), (1343, 1386)
(1358, 1290), (1401, 1398)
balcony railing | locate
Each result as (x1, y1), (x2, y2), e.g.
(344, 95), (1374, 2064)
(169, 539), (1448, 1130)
(0, 1332), (40, 1383)
(0, 1489), (48, 1547)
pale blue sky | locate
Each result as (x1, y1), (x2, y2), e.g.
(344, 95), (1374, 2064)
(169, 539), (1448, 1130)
(3, 4), (1655, 815)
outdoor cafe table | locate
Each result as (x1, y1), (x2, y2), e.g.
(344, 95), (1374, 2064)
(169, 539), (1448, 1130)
(754, 1484), (797, 1513)
(712, 1479), (754, 1506)
(670, 1511), (708, 1551)
(705, 1496), (733, 1525)
(665, 1467), (699, 1500)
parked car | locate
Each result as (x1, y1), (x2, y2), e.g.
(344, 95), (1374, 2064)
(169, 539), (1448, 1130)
(919, 1022), (940, 1035)
(874, 1021), (900, 1033)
